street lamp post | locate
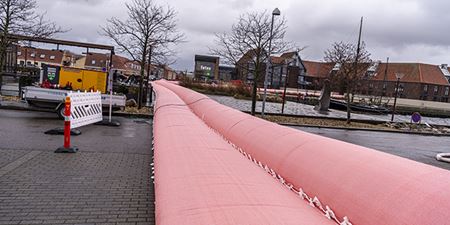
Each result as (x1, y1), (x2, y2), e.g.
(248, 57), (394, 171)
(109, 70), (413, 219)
(281, 65), (289, 114)
(281, 58), (295, 114)
(391, 73), (404, 122)
(261, 8), (280, 117)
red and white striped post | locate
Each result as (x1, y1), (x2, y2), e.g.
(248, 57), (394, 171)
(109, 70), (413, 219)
(55, 96), (79, 153)
(63, 96), (71, 148)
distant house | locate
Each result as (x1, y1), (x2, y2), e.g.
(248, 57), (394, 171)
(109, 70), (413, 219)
(218, 65), (237, 81)
(17, 46), (77, 68)
(194, 55), (220, 80)
(74, 52), (141, 77)
(300, 60), (450, 102)
(161, 65), (177, 80)
(301, 60), (334, 89)
(235, 50), (307, 89)
(359, 62), (450, 102)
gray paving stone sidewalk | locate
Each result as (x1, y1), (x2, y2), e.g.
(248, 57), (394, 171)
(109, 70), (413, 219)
(208, 95), (450, 126)
(0, 109), (154, 225)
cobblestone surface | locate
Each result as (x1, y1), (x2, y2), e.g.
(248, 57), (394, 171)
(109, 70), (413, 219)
(0, 150), (29, 168)
(208, 95), (450, 126)
(0, 110), (154, 225)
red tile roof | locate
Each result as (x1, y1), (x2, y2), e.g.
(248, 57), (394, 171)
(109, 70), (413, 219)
(373, 63), (449, 86)
(84, 52), (141, 72)
(84, 52), (110, 69)
(270, 56), (284, 64)
(17, 46), (65, 64)
(300, 60), (449, 86)
(302, 60), (334, 78)
(280, 52), (296, 59)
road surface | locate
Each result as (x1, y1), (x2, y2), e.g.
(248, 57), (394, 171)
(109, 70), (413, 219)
(0, 109), (154, 225)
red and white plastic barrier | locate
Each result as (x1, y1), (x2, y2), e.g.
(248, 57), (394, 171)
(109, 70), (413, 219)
(55, 91), (102, 153)
(155, 80), (450, 225)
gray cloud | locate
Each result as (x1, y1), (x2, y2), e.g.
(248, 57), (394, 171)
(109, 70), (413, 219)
(34, 0), (450, 70)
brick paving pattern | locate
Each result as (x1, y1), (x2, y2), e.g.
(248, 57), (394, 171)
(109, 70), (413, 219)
(0, 151), (154, 225)
(0, 150), (29, 168)
(0, 110), (154, 225)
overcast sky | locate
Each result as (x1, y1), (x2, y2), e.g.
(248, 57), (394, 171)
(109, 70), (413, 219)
(37, 0), (450, 71)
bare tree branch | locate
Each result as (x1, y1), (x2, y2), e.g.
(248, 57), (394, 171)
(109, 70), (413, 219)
(0, 0), (66, 89)
(324, 41), (372, 123)
(101, 0), (184, 108)
(209, 10), (292, 115)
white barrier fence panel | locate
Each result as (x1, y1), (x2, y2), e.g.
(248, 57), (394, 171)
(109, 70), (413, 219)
(68, 91), (103, 129)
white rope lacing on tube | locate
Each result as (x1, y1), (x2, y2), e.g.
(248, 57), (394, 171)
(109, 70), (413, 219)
(197, 118), (352, 225)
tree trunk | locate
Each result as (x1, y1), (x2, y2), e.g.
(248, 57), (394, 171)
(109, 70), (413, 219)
(0, 36), (7, 93)
(0, 51), (4, 93)
(138, 47), (148, 109)
(251, 72), (257, 115)
(346, 88), (351, 124)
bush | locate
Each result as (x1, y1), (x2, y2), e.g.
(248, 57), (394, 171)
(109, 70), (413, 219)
(19, 76), (33, 87)
(179, 77), (252, 97)
(115, 85), (129, 95)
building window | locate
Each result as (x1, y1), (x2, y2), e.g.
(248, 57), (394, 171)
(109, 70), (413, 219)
(50, 55), (55, 60)
(383, 83), (387, 90)
(26, 61), (31, 66)
(34, 62), (38, 65)
(19, 60), (24, 65)
(17, 51), (21, 56)
(434, 86), (439, 95)
(423, 85), (428, 92)
(30, 53), (35, 57)
(446, 87), (449, 96)
(40, 54), (45, 59)
(92, 60), (96, 65)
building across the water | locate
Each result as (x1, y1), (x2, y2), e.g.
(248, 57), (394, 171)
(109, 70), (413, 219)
(194, 55), (220, 80)
(298, 60), (450, 102)
(189, 51), (450, 103)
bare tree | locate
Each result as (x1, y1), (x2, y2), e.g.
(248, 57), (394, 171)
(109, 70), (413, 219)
(0, 0), (65, 90)
(324, 41), (372, 123)
(102, 0), (184, 108)
(210, 11), (291, 115)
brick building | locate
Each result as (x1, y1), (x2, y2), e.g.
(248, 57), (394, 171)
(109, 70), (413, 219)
(194, 55), (219, 80)
(17, 46), (77, 68)
(236, 50), (306, 89)
(297, 60), (450, 102)
(359, 62), (450, 102)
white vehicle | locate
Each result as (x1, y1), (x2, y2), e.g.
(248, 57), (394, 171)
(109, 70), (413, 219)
(22, 86), (126, 118)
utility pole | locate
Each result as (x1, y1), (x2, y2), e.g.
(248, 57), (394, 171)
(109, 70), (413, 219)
(346, 16), (363, 124)
(380, 57), (389, 104)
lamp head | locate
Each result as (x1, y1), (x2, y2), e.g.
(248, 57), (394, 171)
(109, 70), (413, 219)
(272, 8), (281, 16)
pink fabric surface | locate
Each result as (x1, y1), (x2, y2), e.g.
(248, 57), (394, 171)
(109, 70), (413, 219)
(153, 83), (334, 225)
(156, 80), (450, 225)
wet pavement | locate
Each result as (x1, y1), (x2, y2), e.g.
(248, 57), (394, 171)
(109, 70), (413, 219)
(293, 126), (450, 171)
(0, 109), (154, 225)
(208, 95), (450, 126)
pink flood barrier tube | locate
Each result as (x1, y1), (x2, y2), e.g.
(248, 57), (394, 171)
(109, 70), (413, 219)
(152, 84), (334, 225)
(156, 80), (450, 225)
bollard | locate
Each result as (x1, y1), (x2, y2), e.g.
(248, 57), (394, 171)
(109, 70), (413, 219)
(55, 96), (79, 153)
